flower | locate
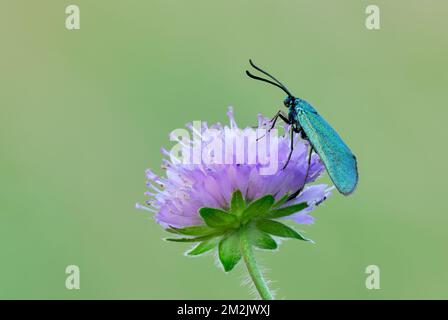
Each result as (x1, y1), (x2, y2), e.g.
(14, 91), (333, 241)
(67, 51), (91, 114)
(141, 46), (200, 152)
(137, 107), (335, 299)
(137, 107), (332, 229)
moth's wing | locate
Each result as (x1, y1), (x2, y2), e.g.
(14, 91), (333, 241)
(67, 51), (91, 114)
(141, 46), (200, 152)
(296, 104), (358, 195)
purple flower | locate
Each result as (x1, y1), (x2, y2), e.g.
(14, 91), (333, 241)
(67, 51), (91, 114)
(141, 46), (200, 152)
(137, 107), (333, 229)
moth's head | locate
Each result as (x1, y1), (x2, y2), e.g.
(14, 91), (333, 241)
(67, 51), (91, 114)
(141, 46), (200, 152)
(283, 96), (296, 108)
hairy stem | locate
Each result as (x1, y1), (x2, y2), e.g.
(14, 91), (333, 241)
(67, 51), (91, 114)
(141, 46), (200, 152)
(240, 225), (274, 300)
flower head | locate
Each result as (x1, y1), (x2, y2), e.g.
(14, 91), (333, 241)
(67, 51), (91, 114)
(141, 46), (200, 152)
(137, 107), (332, 230)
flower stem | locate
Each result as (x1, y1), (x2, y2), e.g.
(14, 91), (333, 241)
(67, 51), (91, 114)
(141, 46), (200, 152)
(240, 225), (274, 300)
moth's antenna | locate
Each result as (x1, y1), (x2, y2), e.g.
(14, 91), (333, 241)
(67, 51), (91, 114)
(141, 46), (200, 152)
(248, 59), (292, 96)
(245, 70), (292, 96)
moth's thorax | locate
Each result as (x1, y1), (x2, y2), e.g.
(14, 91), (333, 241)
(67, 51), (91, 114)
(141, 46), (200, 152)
(292, 98), (318, 115)
(284, 96), (309, 114)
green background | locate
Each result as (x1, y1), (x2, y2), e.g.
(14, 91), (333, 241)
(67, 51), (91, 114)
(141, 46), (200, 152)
(1, 1), (447, 299)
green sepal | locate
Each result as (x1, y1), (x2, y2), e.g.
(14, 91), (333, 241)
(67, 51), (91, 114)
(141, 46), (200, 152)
(187, 238), (220, 256)
(165, 233), (220, 243)
(272, 193), (289, 208)
(199, 208), (239, 228)
(256, 219), (312, 242)
(248, 225), (277, 250)
(240, 195), (275, 223)
(266, 202), (308, 219)
(167, 225), (216, 236)
(230, 189), (245, 217)
(218, 231), (242, 272)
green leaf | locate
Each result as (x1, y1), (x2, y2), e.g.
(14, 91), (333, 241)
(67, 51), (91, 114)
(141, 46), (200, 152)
(272, 194), (289, 208)
(187, 238), (220, 256)
(256, 219), (311, 242)
(266, 202), (308, 219)
(240, 195), (275, 223)
(248, 226), (277, 250)
(167, 225), (216, 236)
(230, 189), (246, 217)
(165, 233), (219, 243)
(218, 231), (242, 272)
(199, 208), (238, 228)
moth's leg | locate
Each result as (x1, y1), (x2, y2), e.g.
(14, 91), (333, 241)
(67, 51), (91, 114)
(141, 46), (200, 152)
(277, 112), (290, 125)
(282, 127), (296, 170)
(283, 123), (303, 170)
(303, 145), (313, 184)
(256, 110), (290, 141)
(266, 110), (290, 130)
(286, 145), (313, 201)
(253, 110), (283, 128)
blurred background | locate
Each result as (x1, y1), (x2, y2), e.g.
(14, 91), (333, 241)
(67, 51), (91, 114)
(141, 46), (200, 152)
(1, 0), (447, 299)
